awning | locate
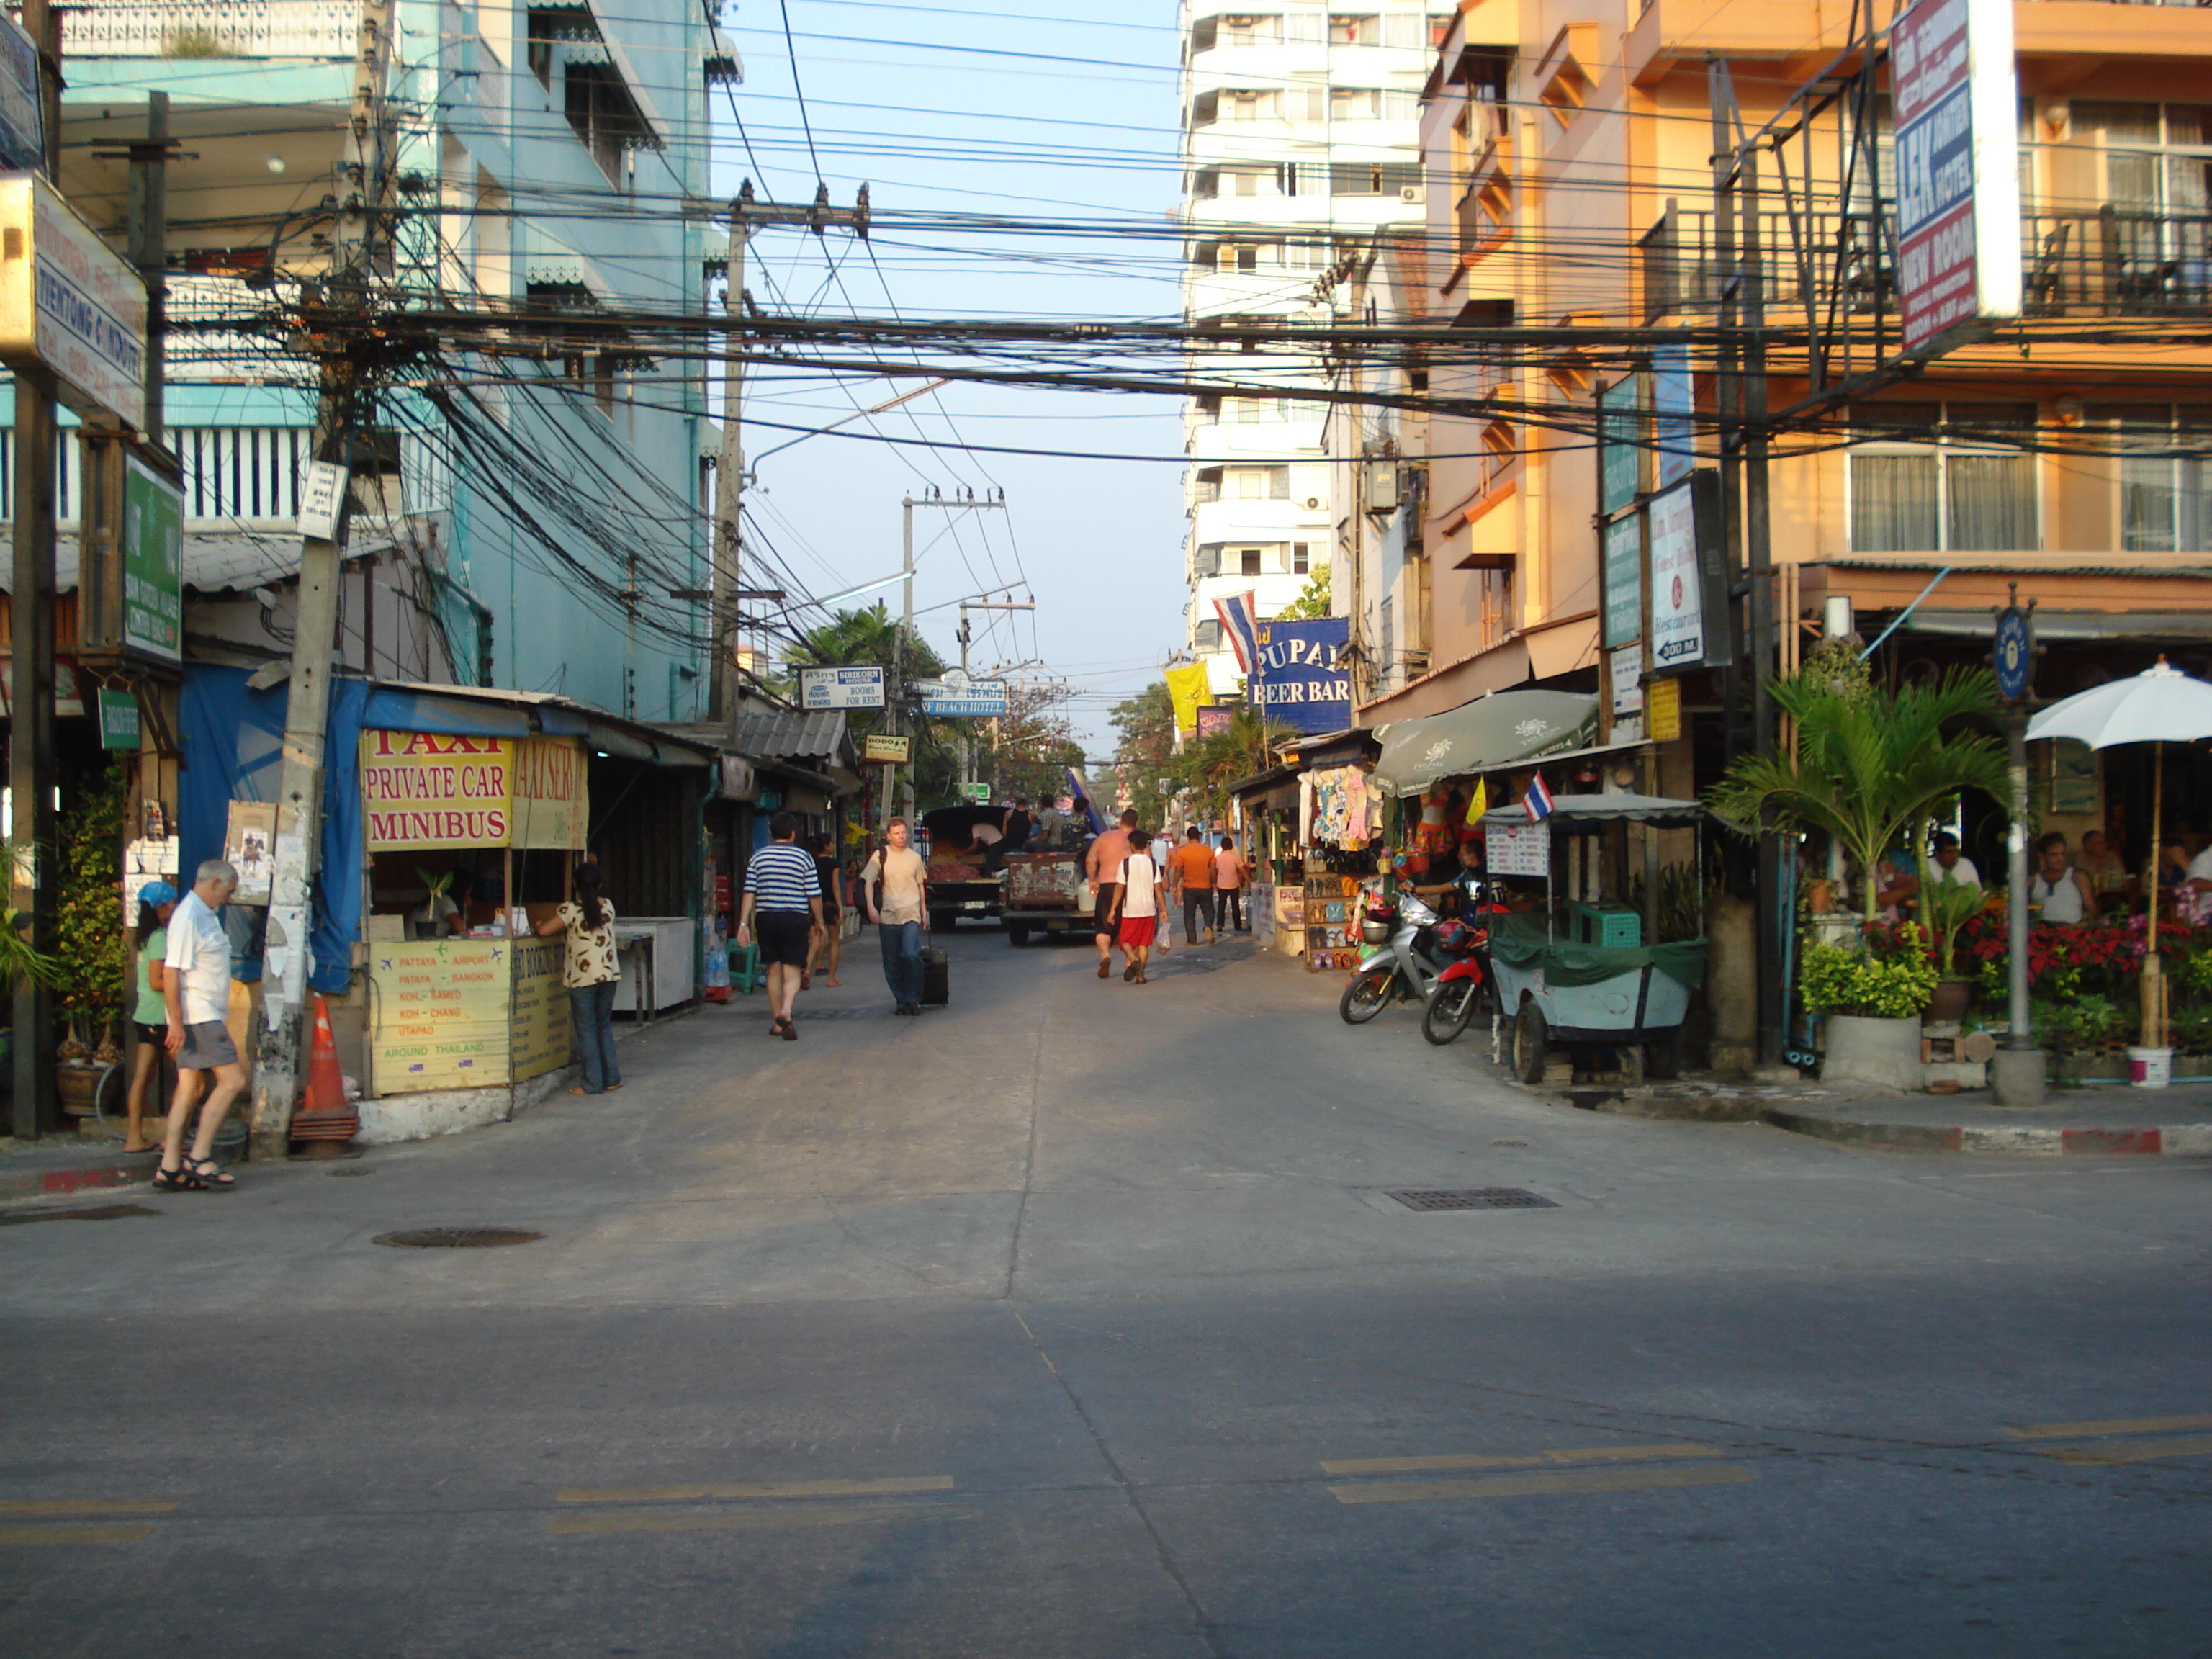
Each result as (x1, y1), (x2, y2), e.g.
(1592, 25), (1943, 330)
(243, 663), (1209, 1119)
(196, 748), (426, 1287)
(1906, 610), (2212, 641)
(1370, 690), (1598, 797)
(1482, 792), (1708, 830)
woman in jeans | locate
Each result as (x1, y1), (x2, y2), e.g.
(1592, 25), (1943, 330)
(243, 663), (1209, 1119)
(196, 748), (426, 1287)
(537, 861), (622, 1093)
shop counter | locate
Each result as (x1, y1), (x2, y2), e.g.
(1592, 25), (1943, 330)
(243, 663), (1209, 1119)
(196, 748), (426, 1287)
(367, 936), (569, 1096)
(612, 916), (697, 1014)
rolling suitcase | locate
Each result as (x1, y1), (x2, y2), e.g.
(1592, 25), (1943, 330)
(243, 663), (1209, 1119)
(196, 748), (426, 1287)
(920, 944), (950, 1007)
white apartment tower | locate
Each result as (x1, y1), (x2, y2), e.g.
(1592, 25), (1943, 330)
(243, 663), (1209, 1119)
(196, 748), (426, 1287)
(1180, 5), (1443, 697)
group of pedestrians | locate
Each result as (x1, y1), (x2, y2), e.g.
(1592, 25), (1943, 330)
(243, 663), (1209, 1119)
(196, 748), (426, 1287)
(1086, 811), (1250, 986)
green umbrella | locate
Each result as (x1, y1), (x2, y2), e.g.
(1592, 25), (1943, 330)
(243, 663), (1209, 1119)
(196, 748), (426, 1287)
(1371, 691), (1599, 798)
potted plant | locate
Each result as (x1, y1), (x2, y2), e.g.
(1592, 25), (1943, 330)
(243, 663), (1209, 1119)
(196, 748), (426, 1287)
(52, 768), (129, 1111)
(1799, 925), (1940, 1089)
(1920, 880), (1988, 1025)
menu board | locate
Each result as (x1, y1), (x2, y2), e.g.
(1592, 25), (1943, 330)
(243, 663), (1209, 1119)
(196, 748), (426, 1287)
(507, 938), (570, 1083)
(367, 937), (570, 1095)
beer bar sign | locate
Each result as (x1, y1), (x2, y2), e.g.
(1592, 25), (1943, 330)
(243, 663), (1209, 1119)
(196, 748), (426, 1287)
(1891, 0), (2020, 351)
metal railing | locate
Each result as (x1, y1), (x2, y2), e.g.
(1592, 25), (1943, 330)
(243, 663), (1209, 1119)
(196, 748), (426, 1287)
(1642, 205), (2212, 320)
(60, 1), (359, 58)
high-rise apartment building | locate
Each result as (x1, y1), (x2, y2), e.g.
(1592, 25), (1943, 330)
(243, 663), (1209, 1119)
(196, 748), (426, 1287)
(1179, 5), (1447, 698)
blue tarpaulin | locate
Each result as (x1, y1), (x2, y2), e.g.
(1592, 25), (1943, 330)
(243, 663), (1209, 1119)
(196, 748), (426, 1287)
(179, 669), (570, 994)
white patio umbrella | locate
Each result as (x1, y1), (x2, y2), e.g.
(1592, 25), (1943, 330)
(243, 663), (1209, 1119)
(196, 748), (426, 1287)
(2026, 657), (2212, 1046)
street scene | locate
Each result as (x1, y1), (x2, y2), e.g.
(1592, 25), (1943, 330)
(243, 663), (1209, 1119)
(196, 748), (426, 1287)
(3, 0), (2212, 1653)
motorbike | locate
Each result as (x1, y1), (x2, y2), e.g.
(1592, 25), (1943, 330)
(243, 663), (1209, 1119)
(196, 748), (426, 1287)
(1419, 913), (1496, 1046)
(1336, 889), (1479, 1027)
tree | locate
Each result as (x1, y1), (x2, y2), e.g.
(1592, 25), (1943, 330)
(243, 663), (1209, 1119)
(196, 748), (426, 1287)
(1706, 652), (2013, 922)
(1274, 565), (1331, 621)
(1110, 680), (1179, 829)
(782, 603), (961, 806)
(1178, 705), (1299, 823)
(982, 681), (1084, 804)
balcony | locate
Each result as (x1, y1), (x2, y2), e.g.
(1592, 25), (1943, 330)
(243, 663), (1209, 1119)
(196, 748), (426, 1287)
(1640, 206), (2212, 320)
(61, 1), (358, 58)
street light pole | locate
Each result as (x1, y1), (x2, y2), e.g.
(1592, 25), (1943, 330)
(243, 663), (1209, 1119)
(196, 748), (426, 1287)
(888, 492), (1005, 825)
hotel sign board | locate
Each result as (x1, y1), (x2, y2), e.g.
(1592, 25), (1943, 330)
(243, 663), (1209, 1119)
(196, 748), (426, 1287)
(1890, 0), (2020, 352)
(0, 173), (148, 430)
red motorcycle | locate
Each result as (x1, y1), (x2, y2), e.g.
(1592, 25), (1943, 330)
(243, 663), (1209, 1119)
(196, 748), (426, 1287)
(1421, 909), (1500, 1046)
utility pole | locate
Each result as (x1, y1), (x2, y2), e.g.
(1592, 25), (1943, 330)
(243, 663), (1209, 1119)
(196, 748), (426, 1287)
(957, 595), (1034, 793)
(889, 491), (1004, 826)
(125, 91), (170, 444)
(249, 0), (397, 1159)
(8, 0), (61, 1140)
(711, 184), (871, 734)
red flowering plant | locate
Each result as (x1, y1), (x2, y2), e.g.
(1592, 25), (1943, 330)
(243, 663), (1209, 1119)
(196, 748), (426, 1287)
(1962, 909), (2194, 1002)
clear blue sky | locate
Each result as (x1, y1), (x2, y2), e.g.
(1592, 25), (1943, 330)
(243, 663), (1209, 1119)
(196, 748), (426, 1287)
(712, 1), (1192, 763)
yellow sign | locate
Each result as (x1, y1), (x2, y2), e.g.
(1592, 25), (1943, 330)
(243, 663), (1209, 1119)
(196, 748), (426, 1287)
(1647, 676), (1683, 744)
(367, 937), (570, 1094)
(360, 730), (587, 850)
(1165, 662), (1210, 733)
(863, 734), (911, 764)
(0, 174), (148, 430)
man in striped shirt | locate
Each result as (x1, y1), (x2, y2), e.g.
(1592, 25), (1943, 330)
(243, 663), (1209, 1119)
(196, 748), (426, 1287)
(737, 811), (824, 1040)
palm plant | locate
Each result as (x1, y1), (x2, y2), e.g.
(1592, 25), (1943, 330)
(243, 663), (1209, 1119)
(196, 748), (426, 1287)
(1178, 706), (1298, 822)
(1707, 657), (2013, 922)
(1920, 878), (1988, 978)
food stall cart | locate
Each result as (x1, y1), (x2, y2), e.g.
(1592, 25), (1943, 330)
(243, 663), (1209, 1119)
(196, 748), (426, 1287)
(360, 729), (587, 1095)
(1478, 794), (1710, 1084)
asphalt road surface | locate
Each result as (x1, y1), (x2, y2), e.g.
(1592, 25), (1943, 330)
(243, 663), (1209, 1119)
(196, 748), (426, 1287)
(3, 925), (2206, 1657)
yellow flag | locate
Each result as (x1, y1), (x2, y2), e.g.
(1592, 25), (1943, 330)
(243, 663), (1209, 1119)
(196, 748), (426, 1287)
(1165, 663), (1210, 732)
(1466, 779), (1488, 824)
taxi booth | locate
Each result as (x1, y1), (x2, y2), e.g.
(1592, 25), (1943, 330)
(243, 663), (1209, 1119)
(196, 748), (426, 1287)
(359, 729), (587, 1096)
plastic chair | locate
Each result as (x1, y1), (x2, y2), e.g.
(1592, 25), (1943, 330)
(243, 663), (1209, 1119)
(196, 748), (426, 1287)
(727, 940), (762, 993)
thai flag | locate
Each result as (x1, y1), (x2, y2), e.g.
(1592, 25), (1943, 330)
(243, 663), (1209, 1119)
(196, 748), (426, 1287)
(1213, 590), (1260, 675)
(1066, 766), (1105, 832)
(1524, 773), (1554, 822)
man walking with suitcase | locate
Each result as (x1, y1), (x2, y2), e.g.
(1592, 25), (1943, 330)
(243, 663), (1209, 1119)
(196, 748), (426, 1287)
(861, 817), (930, 1016)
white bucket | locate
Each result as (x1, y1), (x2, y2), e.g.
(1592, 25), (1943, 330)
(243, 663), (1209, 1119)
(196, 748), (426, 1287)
(2127, 1045), (2173, 1089)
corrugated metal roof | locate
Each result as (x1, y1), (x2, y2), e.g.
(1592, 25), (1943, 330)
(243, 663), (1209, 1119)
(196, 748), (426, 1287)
(1, 531), (391, 595)
(729, 708), (850, 762)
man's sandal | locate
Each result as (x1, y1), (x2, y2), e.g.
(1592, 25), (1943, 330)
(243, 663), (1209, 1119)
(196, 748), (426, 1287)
(150, 1163), (207, 1193)
(186, 1156), (236, 1187)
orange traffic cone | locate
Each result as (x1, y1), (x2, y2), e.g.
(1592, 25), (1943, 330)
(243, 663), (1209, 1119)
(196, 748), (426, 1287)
(290, 993), (359, 1148)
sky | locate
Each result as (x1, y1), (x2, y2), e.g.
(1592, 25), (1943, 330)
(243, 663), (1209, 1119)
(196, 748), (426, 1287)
(710, 0), (1195, 765)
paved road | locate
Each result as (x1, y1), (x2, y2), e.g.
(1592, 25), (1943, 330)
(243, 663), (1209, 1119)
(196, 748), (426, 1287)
(4, 927), (2208, 1657)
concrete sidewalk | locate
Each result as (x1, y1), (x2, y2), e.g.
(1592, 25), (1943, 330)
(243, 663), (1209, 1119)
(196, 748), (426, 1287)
(1534, 1075), (2212, 1156)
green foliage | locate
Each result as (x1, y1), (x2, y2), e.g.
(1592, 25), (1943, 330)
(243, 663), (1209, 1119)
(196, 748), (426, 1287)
(1175, 704), (1300, 825)
(1800, 926), (1938, 1018)
(1707, 660), (2012, 922)
(53, 766), (130, 1034)
(1919, 879), (1987, 976)
(2170, 1006), (2212, 1053)
(2035, 994), (2128, 1051)
(1274, 565), (1331, 621)
(2177, 948), (2212, 1002)
(1110, 681), (1178, 828)
(782, 603), (961, 806)
(1624, 863), (1713, 943)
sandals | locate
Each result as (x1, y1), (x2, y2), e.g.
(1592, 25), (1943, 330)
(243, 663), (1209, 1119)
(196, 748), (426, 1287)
(150, 1163), (207, 1193)
(186, 1156), (236, 1187)
(770, 1016), (798, 1040)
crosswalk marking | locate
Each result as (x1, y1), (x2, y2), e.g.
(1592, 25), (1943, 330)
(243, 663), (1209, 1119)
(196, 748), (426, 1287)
(1321, 1443), (1720, 1477)
(0, 1499), (178, 1516)
(550, 1503), (956, 1537)
(1330, 1465), (1755, 1505)
(2003, 1413), (2212, 1440)
(556, 1476), (954, 1505)
(2031, 1435), (2212, 1466)
(0, 1524), (159, 1546)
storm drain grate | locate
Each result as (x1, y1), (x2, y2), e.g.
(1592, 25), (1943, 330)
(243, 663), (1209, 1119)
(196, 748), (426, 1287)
(0, 1202), (160, 1228)
(374, 1227), (545, 1249)
(1385, 1188), (1557, 1213)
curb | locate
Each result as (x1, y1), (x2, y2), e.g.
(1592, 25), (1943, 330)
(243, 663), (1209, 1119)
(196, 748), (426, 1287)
(1762, 1107), (2212, 1158)
(0, 1160), (153, 1203)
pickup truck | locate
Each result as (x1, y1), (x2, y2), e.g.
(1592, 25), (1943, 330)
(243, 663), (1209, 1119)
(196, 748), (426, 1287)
(920, 805), (1007, 932)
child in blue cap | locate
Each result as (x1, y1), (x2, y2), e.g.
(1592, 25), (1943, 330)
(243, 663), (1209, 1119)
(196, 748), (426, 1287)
(124, 880), (179, 1154)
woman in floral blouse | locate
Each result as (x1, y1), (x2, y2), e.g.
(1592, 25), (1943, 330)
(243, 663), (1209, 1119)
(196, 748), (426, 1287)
(535, 861), (622, 1093)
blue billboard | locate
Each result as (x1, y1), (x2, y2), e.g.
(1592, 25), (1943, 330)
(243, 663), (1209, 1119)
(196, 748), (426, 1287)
(1249, 617), (1351, 735)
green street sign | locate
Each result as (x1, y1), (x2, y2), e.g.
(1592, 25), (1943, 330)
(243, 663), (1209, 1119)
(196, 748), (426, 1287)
(960, 782), (990, 803)
(122, 453), (183, 662)
(96, 687), (140, 749)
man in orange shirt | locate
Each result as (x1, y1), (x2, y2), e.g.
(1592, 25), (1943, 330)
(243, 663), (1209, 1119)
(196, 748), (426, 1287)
(1169, 825), (1218, 946)
(1086, 808), (1138, 980)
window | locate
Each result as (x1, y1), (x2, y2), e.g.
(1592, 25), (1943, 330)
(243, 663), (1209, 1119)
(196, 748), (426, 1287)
(1193, 468), (1223, 505)
(1221, 89), (1282, 122)
(2072, 102), (2212, 215)
(1228, 465), (1290, 500)
(1329, 14), (1380, 45)
(1238, 547), (1266, 576)
(1330, 88), (1416, 121)
(1209, 241), (1267, 271)
(526, 6), (560, 84)
(1380, 595), (1395, 683)
(1195, 543), (1224, 577)
(2085, 403), (2212, 552)
(565, 62), (642, 182)
(1330, 161), (1421, 196)
(1429, 12), (1455, 48)
(1849, 403), (2038, 553)
(1228, 396), (1288, 423)
(1193, 165), (1280, 199)
(1195, 618), (1224, 652)
(1293, 541), (1312, 575)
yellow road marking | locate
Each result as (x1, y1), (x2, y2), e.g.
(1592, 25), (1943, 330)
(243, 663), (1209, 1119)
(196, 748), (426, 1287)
(1330, 1464), (1754, 1506)
(556, 1476), (953, 1505)
(550, 1503), (961, 1537)
(2031, 1436), (2212, 1467)
(1321, 1444), (1720, 1476)
(2003, 1413), (2212, 1441)
(0, 1499), (178, 1516)
(0, 1524), (158, 1546)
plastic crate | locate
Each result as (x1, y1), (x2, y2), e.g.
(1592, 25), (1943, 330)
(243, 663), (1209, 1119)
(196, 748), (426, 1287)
(1572, 902), (1642, 948)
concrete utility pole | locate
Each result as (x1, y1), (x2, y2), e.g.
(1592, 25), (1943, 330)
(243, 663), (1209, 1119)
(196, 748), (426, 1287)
(890, 492), (1004, 825)
(9, 0), (62, 1139)
(250, 0), (397, 1158)
(124, 91), (170, 444)
(709, 184), (871, 732)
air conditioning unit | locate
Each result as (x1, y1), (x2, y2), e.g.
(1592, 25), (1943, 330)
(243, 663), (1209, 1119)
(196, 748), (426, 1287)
(1398, 185), (1425, 204)
(1303, 495), (1323, 510)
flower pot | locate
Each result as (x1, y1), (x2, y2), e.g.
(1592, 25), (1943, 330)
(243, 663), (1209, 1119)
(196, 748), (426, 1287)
(1820, 1012), (1926, 1092)
(1927, 977), (1976, 1025)
(1806, 879), (1835, 914)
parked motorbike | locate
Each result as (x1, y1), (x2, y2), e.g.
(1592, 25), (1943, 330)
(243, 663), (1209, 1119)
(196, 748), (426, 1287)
(1419, 914), (1495, 1046)
(1340, 890), (1479, 1026)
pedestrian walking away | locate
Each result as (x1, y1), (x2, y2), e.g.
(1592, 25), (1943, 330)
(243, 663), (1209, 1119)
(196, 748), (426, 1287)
(809, 833), (845, 988)
(1169, 824), (1216, 945)
(1110, 829), (1162, 983)
(1215, 835), (1249, 932)
(537, 860), (624, 1093)
(1086, 808), (1137, 980)
(124, 881), (179, 1154)
(155, 861), (246, 1192)
(739, 812), (824, 1038)
(861, 817), (930, 1015)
